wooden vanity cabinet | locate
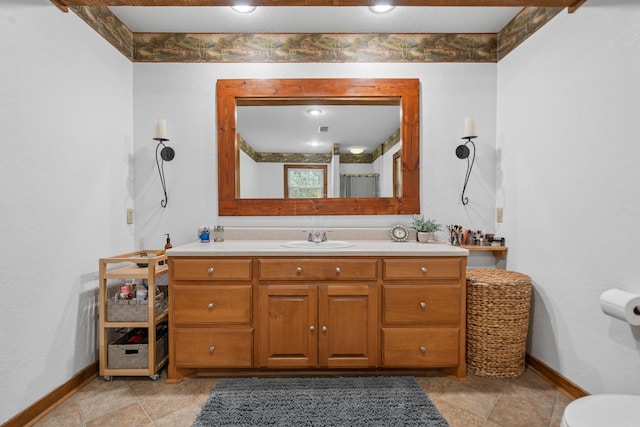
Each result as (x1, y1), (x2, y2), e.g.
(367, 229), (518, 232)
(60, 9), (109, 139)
(167, 254), (466, 382)
(258, 258), (378, 369)
(381, 257), (467, 379)
(167, 257), (254, 382)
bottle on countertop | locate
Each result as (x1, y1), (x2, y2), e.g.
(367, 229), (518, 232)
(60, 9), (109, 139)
(165, 233), (172, 249)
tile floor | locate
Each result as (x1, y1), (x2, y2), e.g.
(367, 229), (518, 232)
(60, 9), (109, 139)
(33, 368), (571, 427)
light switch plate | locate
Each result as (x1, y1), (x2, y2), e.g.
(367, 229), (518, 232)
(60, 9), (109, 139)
(127, 208), (134, 224)
(496, 207), (503, 223)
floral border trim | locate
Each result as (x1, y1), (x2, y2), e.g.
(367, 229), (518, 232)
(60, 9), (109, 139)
(69, 6), (562, 64)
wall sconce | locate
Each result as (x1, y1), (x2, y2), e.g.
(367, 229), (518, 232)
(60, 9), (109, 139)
(153, 119), (175, 208)
(456, 117), (477, 206)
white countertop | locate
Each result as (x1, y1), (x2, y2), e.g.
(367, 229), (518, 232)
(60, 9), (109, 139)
(166, 239), (469, 257)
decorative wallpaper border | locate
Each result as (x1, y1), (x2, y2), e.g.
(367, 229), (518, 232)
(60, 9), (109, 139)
(70, 6), (562, 64)
(71, 6), (133, 60)
(240, 128), (400, 165)
(133, 32), (497, 63)
(498, 7), (563, 60)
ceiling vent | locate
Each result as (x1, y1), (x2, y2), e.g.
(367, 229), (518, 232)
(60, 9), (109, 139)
(318, 126), (329, 133)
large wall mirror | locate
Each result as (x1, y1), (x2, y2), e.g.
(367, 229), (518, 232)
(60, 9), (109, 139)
(217, 78), (420, 216)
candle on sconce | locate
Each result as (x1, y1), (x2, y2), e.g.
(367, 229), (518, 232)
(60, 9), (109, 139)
(155, 119), (167, 139)
(464, 117), (476, 137)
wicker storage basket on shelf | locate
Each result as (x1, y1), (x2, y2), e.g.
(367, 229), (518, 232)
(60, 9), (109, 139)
(466, 269), (532, 378)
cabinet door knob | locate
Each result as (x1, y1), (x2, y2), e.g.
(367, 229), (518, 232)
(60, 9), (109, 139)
(309, 325), (316, 332)
(335, 267), (341, 273)
(209, 346), (215, 353)
(296, 267), (303, 274)
(208, 303), (214, 310)
(208, 267), (214, 274)
(322, 326), (327, 332)
(420, 346), (426, 353)
(419, 301), (426, 309)
(420, 267), (427, 273)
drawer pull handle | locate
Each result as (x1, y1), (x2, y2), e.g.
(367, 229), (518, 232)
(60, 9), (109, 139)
(420, 346), (426, 353)
(309, 325), (316, 332)
(208, 303), (214, 310)
(419, 301), (426, 309)
(322, 326), (327, 333)
(420, 267), (428, 273)
(335, 267), (341, 273)
(209, 346), (215, 353)
(296, 267), (303, 274)
(208, 267), (214, 274)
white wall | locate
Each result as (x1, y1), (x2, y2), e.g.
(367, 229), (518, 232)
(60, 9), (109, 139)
(0, 1), (133, 423)
(133, 62), (498, 247)
(497, 0), (640, 394)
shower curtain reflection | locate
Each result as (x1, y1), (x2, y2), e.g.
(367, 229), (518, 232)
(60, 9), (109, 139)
(340, 174), (380, 198)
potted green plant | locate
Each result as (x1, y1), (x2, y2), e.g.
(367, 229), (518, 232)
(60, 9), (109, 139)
(410, 215), (442, 243)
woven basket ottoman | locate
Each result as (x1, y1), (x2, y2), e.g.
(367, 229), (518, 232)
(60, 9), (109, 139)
(466, 269), (532, 378)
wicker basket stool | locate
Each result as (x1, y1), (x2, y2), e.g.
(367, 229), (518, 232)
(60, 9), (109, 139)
(466, 269), (532, 378)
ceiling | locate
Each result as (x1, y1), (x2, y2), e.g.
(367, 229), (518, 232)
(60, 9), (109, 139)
(109, 6), (523, 33)
(237, 104), (401, 154)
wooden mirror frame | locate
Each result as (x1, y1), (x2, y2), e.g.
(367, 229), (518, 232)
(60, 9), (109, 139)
(217, 78), (420, 216)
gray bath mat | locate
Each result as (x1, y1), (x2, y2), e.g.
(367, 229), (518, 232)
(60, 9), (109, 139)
(193, 376), (449, 426)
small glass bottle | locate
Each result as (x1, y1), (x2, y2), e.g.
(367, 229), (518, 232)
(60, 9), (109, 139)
(213, 225), (224, 242)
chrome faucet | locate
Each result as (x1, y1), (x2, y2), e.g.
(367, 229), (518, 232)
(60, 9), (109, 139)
(304, 230), (331, 243)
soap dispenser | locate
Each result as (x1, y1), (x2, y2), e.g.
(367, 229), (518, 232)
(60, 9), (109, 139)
(165, 233), (172, 250)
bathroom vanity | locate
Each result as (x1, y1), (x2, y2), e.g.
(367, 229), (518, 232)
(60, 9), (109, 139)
(166, 234), (468, 382)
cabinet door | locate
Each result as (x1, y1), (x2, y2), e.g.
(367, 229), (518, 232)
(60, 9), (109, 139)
(258, 285), (318, 368)
(318, 284), (377, 368)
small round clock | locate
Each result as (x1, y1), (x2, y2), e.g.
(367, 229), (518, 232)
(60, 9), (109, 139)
(390, 225), (409, 242)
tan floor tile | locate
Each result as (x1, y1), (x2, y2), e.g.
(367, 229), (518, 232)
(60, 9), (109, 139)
(434, 399), (484, 427)
(487, 396), (552, 427)
(137, 383), (198, 421)
(85, 402), (151, 427)
(437, 380), (501, 420)
(34, 397), (84, 427)
(74, 378), (130, 403)
(75, 380), (137, 423)
(550, 393), (571, 427)
(181, 377), (219, 396)
(154, 402), (203, 427)
(416, 376), (454, 402)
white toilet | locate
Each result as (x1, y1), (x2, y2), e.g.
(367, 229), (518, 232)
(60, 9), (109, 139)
(561, 394), (640, 427)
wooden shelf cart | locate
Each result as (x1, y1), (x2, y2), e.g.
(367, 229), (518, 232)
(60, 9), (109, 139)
(99, 251), (169, 380)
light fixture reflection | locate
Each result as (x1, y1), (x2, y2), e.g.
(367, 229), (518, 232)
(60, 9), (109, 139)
(368, 5), (395, 14)
(306, 108), (323, 116)
(349, 146), (365, 154)
(231, 5), (256, 13)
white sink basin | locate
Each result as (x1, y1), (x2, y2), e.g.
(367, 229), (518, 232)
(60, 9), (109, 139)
(281, 240), (355, 249)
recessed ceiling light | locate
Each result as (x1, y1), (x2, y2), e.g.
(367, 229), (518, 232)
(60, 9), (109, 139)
(368, 5), (395, 14)
(306, 108), (323, 116)
(349, 146), (365, 154)
(231, 5), (256, 13)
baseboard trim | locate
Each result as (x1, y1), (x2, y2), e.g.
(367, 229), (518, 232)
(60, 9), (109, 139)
(526, 354), (589, 400)
(2, 362), (98, 427)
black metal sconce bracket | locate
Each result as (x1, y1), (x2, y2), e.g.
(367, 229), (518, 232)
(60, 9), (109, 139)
(456, 136), (476, 206)
(153, 137), (175, 208)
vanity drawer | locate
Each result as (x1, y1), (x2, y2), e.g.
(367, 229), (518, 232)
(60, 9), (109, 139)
(258, 258), (377, 281)
(383, 285), (460, 324)
(173, 328), (253, 368)
(173, 285), (252, 324)
(382, 328), (459, 367)
(171, 258), (252, 281)
(383, 258), (462, 280)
